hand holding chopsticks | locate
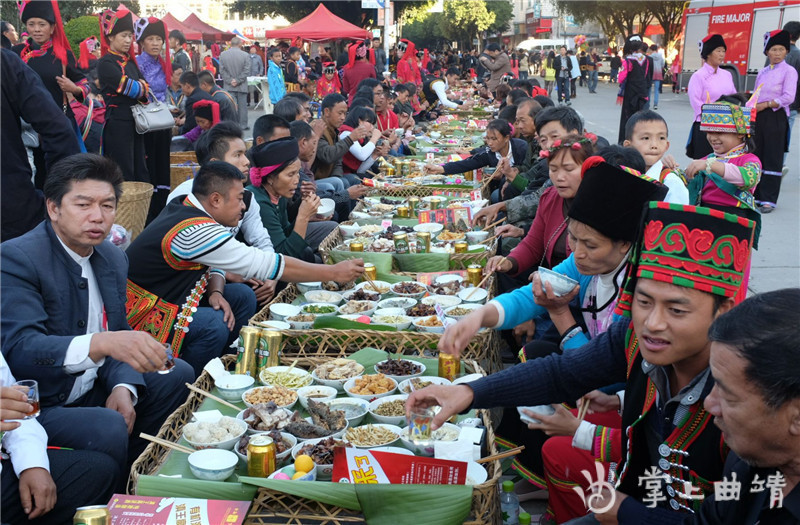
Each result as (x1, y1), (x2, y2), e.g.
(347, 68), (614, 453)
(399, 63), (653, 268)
(576, 396), (590, 422)
(481, 217), (506, 232)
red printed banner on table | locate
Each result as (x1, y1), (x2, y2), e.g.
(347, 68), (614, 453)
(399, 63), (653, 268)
(332, 448), (467, 485)
(417, 207), (472, 228)
(108, 494), (250, 525)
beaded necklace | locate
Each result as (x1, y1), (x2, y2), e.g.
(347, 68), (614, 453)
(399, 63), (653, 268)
(20, 39), (52, 63)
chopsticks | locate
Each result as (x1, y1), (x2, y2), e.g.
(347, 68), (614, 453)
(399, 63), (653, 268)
(476, 445), (525, 464)
(481, 217), (506, 232)
(479, 233), (499, 245)
(464, 258), (505, 301)
(139, 432), (195, 455)
(576, 397), (590, 422)
(184, 382), (241, 411)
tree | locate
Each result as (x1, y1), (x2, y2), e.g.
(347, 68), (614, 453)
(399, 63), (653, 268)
(230, 0), (432, 27)
(64, 15), (101, 59)
(647, 1), (685, 53)
(485, 0), (514, 37)
(440, 0), (495, 49)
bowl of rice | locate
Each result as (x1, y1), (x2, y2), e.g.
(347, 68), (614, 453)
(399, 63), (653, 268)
(183, 416), (248, 450)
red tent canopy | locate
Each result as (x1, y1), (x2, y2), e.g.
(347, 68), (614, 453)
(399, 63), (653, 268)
(182, 13), (235, 41)
(265, 4), (371, 43)
(162, 13), (202, 41)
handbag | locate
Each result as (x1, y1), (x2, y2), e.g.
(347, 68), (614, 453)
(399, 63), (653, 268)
(131, 89), (175, 134)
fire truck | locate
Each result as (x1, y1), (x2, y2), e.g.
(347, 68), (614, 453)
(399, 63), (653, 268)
(679, 0), (800, 91)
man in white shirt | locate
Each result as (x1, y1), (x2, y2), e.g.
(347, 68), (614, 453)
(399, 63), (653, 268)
(1, 355), (118, 523)
(1, 154), (194, 482)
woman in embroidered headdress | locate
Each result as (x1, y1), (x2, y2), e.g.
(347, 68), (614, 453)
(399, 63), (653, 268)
(135, 16), (173, 220)
(96, 7), (150, 183)
(396, 38), (421, 85)
(13, 0), (90, 187)
(342, 40), (376, 104)
(686, 34), (736, 159)
(752, 29), (797, 213)
(316, 62), (341, 98)
(616, 34), (652, 144)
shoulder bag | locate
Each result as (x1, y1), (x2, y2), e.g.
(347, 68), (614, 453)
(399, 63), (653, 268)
(132, 89), (175, 134)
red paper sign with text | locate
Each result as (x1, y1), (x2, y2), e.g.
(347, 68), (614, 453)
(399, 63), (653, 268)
(332, 448), (467, 485)
(107, 494), (250, 525)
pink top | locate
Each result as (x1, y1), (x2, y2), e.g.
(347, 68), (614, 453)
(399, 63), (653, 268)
(687, 62), (736, 121)
(701, 147), (761, 208)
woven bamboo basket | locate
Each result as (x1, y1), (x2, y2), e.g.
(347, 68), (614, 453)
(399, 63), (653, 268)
(170, 164), (199, 191)
(317, 226), (497, 272)
(250, 282), (502, 374)
(364, 184), (488, 200)
(170, 151), (197, 164)
(129, 355), (501, 524)
(116, 182), (153, 240)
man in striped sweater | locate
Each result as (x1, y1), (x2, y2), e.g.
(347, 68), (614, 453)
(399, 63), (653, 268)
(126, 161), (363, 376)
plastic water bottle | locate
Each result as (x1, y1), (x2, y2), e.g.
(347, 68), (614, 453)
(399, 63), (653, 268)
(519, 512), (532, 525)
(500, 480), (520, 525)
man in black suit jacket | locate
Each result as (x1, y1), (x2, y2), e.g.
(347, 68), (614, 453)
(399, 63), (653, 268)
(1, 153), (193, 482)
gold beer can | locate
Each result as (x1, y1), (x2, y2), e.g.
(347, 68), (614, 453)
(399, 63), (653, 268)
(350, 241), (364, 252)
(416, 231), (431, 253)
(262, 330), (283, 368)
(429, 197), (444, 210)
(467, 265), (483, 287)
(463, 170), (474, 181)
(393, 232), (410, 254)
(363, 263), (378, 282)
(454, 241), (468, 253)
(397, 206), (410, 218)
(235, 326), (260, 377)
(73, 505), (110, 525)
(438, 352), (460, 381)
(247, 434), (277, 477)
(408, 196), (420, 213)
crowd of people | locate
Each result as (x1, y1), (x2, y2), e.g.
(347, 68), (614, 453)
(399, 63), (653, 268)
(0, 1), (798, 523)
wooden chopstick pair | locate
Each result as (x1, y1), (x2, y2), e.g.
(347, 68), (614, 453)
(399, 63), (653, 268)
(481, 217), (505, 232)
(185, 382), (240, 411)
(476, 445), (525, 464)
(139, 432), (194, 455)
(576, 397), (590, 422)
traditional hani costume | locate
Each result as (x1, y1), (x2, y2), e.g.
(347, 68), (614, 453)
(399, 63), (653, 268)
(13, 0), (89, 187)
(686, 34), (736, 159)
(753, 30), (797, 209)
(617, 34), (652, 144)
(494, 159), (668, 492)
(472, 202), (755, 523)
(183, 99), (219, 143)
(341, 40), (376, 104)
(396, 39), (422, 85)
(317, 62), (342, 98)
(135, 16), (173, 220)
(96, 8), (150, 183)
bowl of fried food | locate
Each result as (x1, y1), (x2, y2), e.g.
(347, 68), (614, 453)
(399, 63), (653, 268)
(368, 394), (409, 425)
(344, 423), (403, 449)
(390, 281), (428, 298)
(397, 376), (452, 394)
(242, 385), (299, 410)
(412, 315), (446, 334)
(311, 359), (365, 392)
(259, 366), (313, 390)
(344, 373), (397, 401)
(374, 358), (426, 383)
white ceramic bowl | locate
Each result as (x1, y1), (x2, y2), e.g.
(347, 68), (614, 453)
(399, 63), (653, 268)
(316, 198), (335, 219)
(371, 446), (414, 456)
(259, 366), (313, 390)
(303, 290), (343, 305)
(457, 287), (488, 304)
(269, 303), (300, 321)
(311, 363), (365, 393)
(291, 437), (349, 480)
(234, 431), (297, 466)
(341, 289), (381, 303)
(413, 222), (444, 235)
(371, 314), (413, 330)
(465, 230), (489, 243)
(285, 315), (315, 330)
(252, 320), (291, 331)
(344, 375), (397, 401)
(339, 223), (361, 238)
(467, 244), (487, 252)
(188, 449), (238, 481)
(292, 417), (349, 442)
(344, 423), (403, 449)
(236, 407), (294, 435)
(355, 280), (392, 295)
(373, 359), (426, 383)
(377, 297), (417, 310)
(444, 303), (482, 320)
(368, 394), (410, 425)
(421, 294), (462, 308)
(537, 266), (579, 297)
(390, 281), (428, 298)
(453, 373), (483, 385)
(267, 463), (317, 481)
(373, 307), (406, 317)
(397, 376), (452, 395)
(215, 374), (255, 402)
(398, 422), (461, 456)
(241, 386), (299, 410)
(183, 418), (248, 451)
(296, 282), (322, 294)
(322, 398), (369, 427)
(296, 385), (338, 410)
(517, 405), (556, 425)
(300, 303), (339, 317)
(411, 315), (446, 334)
(337, 300), (378, 317)
(466, 461), (489, 485)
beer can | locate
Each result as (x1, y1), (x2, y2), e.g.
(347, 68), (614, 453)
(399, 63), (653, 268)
(397, 206), (410, 218)
(235, 326), (260, 377)
(393, 232), (410, 254)
(364, 263), (378, 282)
(408, 196), (420, 213)
(385, 166), (396, 177)
(429, 197), (444, 210)
(247, 434), (277, 477)
(262, 330), (283, 368)
(73, 505), (110, 525)
(463, 170), (474, 182)
(401, 160), (412, 177)
(416, 231), (431, 253)
(467, 265), (483, 287)
(350, 241), (364, 252)
(438, 352), (460, 381)
(454, 241), (468, 253)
